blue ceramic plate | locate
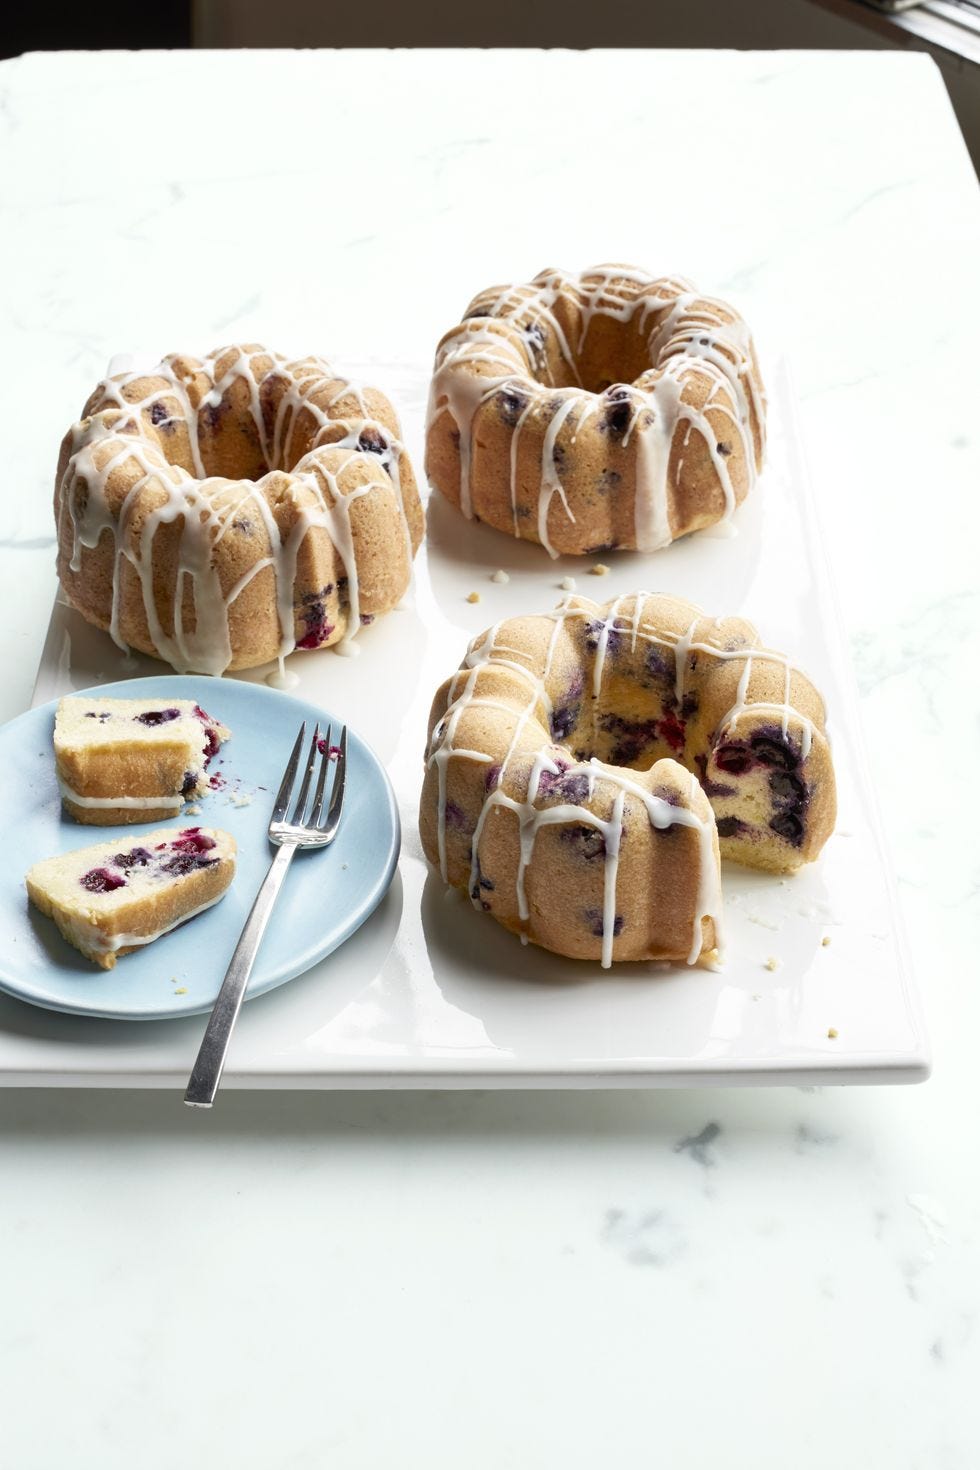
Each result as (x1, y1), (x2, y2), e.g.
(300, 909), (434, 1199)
(0, 676), (399, 1020)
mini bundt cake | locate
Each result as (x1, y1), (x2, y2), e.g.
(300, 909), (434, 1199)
(426, 265), (766, 557)
(55, 346), (425, 674)
(420, 593), (836, 968)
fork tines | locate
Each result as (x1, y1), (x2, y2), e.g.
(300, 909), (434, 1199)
(272, 722), (348, 836)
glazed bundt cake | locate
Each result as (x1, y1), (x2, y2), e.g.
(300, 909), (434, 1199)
(420, 593), (836, 968)
(55, 346), (425, 674)
(426, 265), (766, 557)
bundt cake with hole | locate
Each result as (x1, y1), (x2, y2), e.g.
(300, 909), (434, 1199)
(419, 593), (836, 968)
(26, 825), (236, 969)
(55, 347), (425, 675)
(426, 264), (766, 557)
(54, 696), (230, 826)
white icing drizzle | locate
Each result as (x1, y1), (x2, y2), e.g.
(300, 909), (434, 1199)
(58, 348), (416, 675)
(58, 779), (183, 812)
(427, 266), (765, 556)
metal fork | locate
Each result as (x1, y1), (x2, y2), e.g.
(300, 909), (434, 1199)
(184, 721), (348, 1109)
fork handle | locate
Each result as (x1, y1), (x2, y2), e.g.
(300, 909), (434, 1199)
(184, 842), (297, 1108)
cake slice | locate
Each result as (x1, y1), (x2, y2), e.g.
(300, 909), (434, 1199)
(54, 697), (230, 825)
(26, 826), (236, 969)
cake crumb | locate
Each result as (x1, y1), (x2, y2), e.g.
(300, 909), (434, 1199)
(341, 862), (348, 870)
(466, 591), (481, 604)
(490, 569), (510, 584)
(174, 987), (188, 996)
(184, 804), (202, 815)
(827, 1026), (838, 1039)
(821, 935), (832, 947)
(559, 576), (577, 592)
(590, 563), (610, 576)
(227, 791), (253, 808)
(764, 956), (779, 972)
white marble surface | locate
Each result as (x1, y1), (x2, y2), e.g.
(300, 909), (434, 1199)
(0, 47), (978, 1467)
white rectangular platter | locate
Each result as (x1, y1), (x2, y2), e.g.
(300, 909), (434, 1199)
(0, 362), (928, 1088)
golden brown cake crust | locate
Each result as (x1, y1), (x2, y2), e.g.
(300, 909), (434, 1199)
(425, 265), (766, 557)
(55, 347), (424, 674)
(419, 592), (837, 968)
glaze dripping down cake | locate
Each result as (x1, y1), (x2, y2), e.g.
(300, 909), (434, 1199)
(426, 264), (766, 557)
(419, 593), (836, 968)
(26, 826), (236, 969)
(55, 346), (424, 674)
(54, 697), (230, 825)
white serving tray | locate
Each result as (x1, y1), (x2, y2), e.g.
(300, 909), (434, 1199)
(1, 362), (928, 1088)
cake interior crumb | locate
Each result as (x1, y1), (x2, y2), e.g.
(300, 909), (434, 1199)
(821, 935), (832, 947)
(174, 987), (188, 996)
(827, 1026), (838, 1039)
(490, 569), (510, 584)
(466, 591), (481, 604)
(764, 956), (779, 972)
(590, 563), (610, 576)
(559, 576), (577, 592)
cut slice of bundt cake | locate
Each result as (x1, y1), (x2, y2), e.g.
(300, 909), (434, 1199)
(26, 826), (236, 969)
(54, 696), (230, 825)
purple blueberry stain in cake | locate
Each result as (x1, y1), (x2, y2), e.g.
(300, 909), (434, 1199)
(750, 731), (799, 770)
(716, 816), (747, 839)
(84, 711), (111, 722)
(714, 743), (753, 776)
(600, 388), (633, 439)
(149, 401), (173, 429)
(652, 784), (682, 807)
(231, 517), (253, 534)
(497, 387), (529, 426)
(172, 830), (216, 854)
(484, 764), (501, 794)
(645, 644), (673, 683)
(550, 671), (583, 742)
(716, 441), (733, 457)
(680, 692), (699, 719)
(601, 712), (660, 767)
(770, 812), (804, 844)
(694, 753), (735, 799)
(596, 468), (622, 494)
(192, 707), (222, 763)
(769, 771), (807, 807)
(359, 613), (375, 626)
(112, 847), (153, 870)
(162, 851), (218, 877)
(80, 867), (126, 894)
(444, 801), (469, 832)
(586, 909), (624, 939)
(559, 824), (606, 860)
(180, 770), (197, 797)
(135, 707), (181, 726)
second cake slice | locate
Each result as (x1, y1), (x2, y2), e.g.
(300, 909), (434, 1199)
(55, 697), (230, 825)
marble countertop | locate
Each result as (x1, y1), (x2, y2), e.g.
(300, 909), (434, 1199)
(0, 47), (978, 1468)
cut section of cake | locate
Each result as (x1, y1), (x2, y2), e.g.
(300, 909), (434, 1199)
(25, 826), (236, 969)
(54, 697), (230, 825)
